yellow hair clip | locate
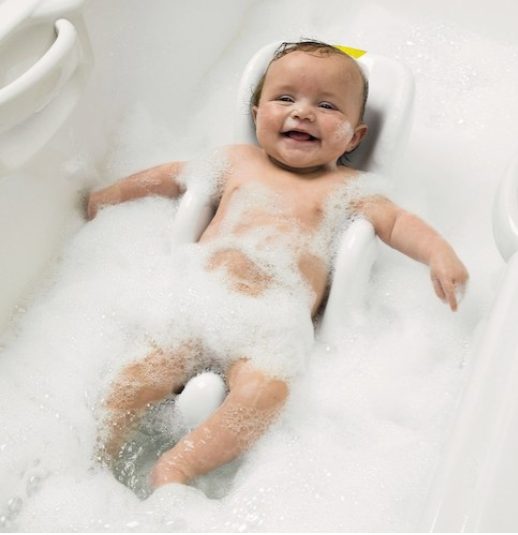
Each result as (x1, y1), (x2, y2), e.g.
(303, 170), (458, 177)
(334, 45), (367, 59)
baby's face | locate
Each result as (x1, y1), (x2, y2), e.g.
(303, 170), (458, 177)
(253, 51), (368, 174)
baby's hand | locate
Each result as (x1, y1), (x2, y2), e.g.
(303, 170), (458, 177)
(429, 246), (469, 311)
(85, 191), (98, 220)
(86, 184), (121, 220)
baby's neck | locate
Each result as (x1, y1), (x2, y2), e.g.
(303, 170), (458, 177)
(266, 154), (336, 177)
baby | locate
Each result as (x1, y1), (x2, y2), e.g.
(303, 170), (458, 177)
(87, 41), (469, 491)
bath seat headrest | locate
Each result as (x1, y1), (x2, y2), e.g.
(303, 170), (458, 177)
(234, 41), (415, 178)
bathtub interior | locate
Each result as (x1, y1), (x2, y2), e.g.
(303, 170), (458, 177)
(1, 0), (518, 532)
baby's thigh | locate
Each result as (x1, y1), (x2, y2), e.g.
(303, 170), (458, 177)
(226, 358), (288, 398)
(108, 341), (200, 406)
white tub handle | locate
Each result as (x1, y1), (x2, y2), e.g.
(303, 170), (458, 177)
(0, 18), (80, 133)
(493, 154), (518, 262)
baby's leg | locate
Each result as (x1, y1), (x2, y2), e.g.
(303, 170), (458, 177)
(151, 358), (289, 487)
(100, 344), (194, 462)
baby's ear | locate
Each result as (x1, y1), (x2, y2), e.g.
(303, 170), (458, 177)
(252, 106), (259, 125)
(348, 123), (369, 151)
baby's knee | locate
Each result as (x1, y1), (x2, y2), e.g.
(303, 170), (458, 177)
(228, 360), (289, 411)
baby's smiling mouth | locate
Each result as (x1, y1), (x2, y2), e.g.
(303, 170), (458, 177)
(283, 130), (317, 142)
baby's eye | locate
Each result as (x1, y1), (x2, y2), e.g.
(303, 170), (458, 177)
(319, 102), (336, 110)
(278, 96), (294, 103)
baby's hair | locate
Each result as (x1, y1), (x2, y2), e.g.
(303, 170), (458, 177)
(251, 39), (369, 123)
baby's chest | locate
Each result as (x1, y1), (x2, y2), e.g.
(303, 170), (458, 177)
(230, 175), (330, 219)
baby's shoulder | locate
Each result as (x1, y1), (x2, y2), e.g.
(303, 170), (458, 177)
(337, 169), (392, 200)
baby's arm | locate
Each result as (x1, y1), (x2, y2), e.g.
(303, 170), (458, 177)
(357, 196), (469, 311)
(86, 161), (186, 220)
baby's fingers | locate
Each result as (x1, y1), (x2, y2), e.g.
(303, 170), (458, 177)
(432, 277), (459, 311)
(432, 277), (449, 306)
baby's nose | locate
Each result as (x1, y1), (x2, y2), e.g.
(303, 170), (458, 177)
(291, 103), (315, 121)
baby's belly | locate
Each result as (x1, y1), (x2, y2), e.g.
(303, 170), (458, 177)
(205, 246), (327, 316)
(206, 248), (272, 297)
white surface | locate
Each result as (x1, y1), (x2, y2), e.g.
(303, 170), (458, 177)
(419, 252), (518, 532)
(418, 146), (518, 532)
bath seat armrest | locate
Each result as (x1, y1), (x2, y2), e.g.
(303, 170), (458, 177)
(171, 189), (215, 245)
(318, 218), (377, 344)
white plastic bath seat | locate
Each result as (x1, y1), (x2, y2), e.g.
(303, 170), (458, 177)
(418, 152), (518, 532)
(172, 41), (415, 426)
(0, 0), (92, 174)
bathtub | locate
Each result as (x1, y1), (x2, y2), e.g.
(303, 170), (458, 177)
(1, 0), (518, 531)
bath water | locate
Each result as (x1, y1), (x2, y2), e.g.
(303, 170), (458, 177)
(1, 0), (518, 531)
